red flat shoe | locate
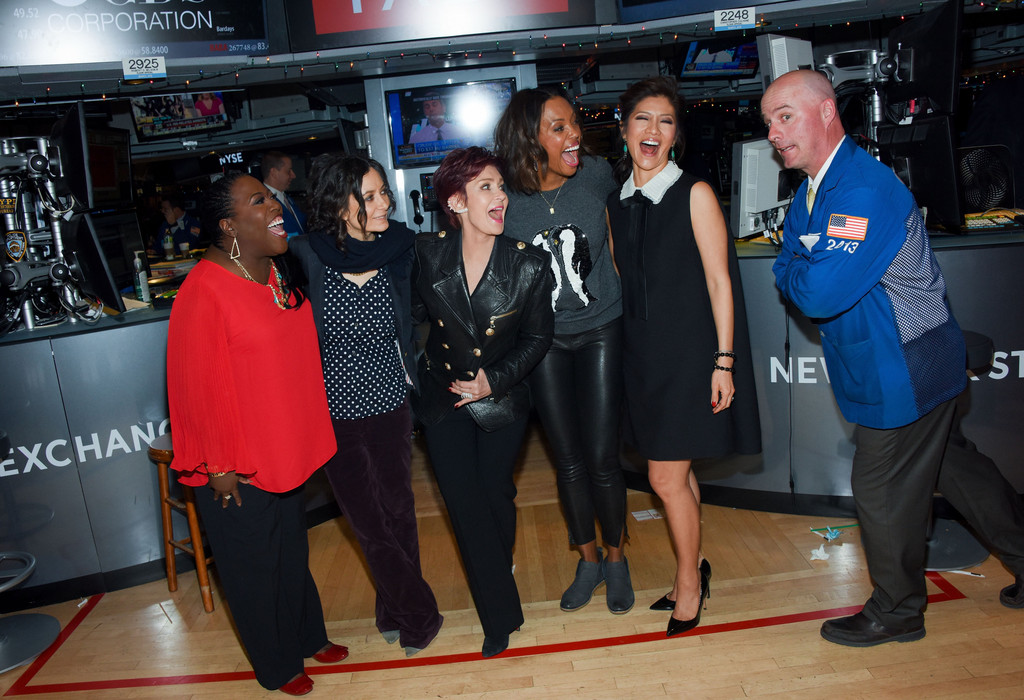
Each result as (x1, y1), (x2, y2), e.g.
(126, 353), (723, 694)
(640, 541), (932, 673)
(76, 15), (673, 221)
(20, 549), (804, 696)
(278, 673), (313, 696)
(312, 642), (349, 663)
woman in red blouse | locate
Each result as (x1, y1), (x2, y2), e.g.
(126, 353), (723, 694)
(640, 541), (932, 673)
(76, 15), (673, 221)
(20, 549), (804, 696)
(166, 172), (346, 696)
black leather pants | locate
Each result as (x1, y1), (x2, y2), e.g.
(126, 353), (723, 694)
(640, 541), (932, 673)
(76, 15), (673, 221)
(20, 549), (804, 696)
(529, 318), (626, 547)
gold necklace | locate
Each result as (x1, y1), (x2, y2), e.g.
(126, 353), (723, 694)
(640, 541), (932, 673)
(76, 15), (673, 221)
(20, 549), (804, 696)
(537, 180), (566, 215)
(232, 258), (288, 309)
(343, 269), (375, 276)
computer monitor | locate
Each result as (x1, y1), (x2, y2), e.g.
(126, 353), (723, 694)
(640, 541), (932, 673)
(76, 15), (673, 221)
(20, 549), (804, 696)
(876, 114), (963, 232)
(60, 212), (128, 312)
(756, 34), (814, 92)
(729, 138), (800, 238)
(885, 0), (963, 115)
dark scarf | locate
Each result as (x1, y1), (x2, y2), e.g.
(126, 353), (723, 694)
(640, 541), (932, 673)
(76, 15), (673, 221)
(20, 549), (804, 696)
(308, 220), (415, 273)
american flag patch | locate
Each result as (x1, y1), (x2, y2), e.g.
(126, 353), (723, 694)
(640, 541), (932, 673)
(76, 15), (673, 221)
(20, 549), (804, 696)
(826, 213), (868, 240)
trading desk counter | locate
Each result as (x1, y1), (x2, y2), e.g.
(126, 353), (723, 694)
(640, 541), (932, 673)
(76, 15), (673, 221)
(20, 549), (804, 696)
(1, 231), (1021, 608)
(0, 305), (336, 611)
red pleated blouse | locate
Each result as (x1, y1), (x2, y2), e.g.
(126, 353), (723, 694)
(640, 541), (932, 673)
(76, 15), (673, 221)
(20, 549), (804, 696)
(166, 259), (336, 492)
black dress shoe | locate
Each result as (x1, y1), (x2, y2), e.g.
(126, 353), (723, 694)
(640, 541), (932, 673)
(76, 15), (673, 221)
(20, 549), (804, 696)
(666, 572), (710, 637)
(651, 559), (712, 611)
(1000, 574), (1024, 609)
(820, 612), (925, 647)
(482, 634), (509, 658)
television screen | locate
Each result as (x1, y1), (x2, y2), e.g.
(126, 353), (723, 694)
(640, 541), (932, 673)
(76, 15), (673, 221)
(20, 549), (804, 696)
(384, 78), (516, 170)
(129, 92), (230, 141)
(680, 39), (759, 80)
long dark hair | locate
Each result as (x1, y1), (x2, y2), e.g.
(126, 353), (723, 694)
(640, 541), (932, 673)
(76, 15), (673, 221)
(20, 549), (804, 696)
(494, 87), (588, 194)
(432, 147), (505, 230)
(614, 76), (687, 184)
(199, 170), (305, 308)
(306, 153), (395, 253)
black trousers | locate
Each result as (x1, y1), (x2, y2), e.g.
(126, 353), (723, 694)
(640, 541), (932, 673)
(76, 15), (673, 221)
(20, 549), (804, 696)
(529, 318), (626, 547)
(423, 407), (527, 638)
(196, 483), (328, 690)
(853, 394), (1024, 628)
(324, 400), (443, 649)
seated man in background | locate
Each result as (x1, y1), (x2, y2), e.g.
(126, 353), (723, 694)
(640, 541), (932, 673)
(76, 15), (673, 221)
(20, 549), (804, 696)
(153, 194), (201, 257)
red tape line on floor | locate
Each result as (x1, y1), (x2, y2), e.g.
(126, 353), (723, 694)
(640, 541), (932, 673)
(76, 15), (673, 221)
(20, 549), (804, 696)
(3, 573), (967, 696)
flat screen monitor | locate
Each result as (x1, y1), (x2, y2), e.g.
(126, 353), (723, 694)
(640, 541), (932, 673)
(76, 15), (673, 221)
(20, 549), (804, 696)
(680, 39), (759, 80)
(885, 0), (962, 114)
(129, 92), (231, 141)
(729, 137), (799, 238)
(384, 78), (516, 170)
(49, 105), (134, 212)
(876, 114), (963, 232)
(60, 212), (128, 313)
(49, 102), (91, 210)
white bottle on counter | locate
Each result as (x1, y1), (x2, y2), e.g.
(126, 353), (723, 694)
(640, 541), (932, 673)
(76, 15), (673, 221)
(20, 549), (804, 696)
(134, 252), (151, 303)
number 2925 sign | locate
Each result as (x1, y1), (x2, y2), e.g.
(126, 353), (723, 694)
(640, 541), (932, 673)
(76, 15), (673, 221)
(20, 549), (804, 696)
(122, 56), (167, 81)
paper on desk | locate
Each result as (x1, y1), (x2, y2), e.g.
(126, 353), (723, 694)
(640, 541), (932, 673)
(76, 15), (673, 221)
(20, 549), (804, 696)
(122, 296), (150, 311)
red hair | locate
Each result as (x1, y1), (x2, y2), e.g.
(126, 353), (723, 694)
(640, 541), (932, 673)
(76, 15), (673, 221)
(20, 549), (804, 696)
(432, 147), (505, 230)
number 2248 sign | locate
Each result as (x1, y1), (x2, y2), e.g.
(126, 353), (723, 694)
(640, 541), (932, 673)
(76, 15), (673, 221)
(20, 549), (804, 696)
(714, 7), (756, 30)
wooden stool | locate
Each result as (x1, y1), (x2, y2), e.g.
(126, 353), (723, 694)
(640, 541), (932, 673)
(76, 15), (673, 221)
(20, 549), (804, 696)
(148, 433), (214, 613)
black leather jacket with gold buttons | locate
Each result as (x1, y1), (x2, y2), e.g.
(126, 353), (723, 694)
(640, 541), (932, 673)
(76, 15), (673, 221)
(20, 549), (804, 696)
(411, 229), (553, 430)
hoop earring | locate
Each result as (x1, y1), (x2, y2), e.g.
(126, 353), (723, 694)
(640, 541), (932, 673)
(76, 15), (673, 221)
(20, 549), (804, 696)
(230, 237), (241, 261)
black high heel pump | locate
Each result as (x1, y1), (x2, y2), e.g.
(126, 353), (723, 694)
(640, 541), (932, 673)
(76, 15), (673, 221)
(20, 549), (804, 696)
(666, 570), (710, 637)
(650, 559), (712, 611)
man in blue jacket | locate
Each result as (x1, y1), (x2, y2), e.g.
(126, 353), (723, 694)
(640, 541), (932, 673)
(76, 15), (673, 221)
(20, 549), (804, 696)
(765, 70), (1024, 646)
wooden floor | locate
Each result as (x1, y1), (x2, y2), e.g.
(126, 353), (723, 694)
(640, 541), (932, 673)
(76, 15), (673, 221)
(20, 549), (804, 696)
(3, 424), (1023, 698)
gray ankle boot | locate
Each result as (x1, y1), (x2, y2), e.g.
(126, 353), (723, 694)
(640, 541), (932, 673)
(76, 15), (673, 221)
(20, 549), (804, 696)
(560, 553), (605, 611)
(603, 557), (635, 614)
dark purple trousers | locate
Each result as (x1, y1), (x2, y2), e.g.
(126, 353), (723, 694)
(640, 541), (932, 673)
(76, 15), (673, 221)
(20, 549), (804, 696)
(323, 400), (443, 649)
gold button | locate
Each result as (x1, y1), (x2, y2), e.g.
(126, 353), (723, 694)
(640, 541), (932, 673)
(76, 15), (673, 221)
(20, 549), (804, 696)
(485, 328), (495, 336)
(442, 343), (450, 349)
(444, 363), (452, 370)
(542, 230), (549, 238)
(472, 348), (481, 356)
(437, 319), (444, 327)
(517, 241), (526, 250)
(466, 370), (475, 378)
(438, 230), (447, 238)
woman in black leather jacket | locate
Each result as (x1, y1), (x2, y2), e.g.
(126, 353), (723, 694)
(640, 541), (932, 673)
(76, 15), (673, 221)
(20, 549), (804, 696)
(411, 147), (553, 658)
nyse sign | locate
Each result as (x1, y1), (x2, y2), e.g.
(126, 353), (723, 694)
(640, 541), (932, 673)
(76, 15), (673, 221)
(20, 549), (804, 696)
(769, 350), (1024, 384)
(0, 419), (169, 478)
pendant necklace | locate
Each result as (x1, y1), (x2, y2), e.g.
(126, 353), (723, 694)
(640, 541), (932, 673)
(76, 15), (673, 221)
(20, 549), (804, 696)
(537, 179), (566, 216)
(233, 258), (288, 309)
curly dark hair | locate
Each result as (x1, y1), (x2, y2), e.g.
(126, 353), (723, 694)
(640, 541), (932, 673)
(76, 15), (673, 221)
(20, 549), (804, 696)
(199, 171), (304, 308)
(494, 87), (589, 195)
(432, 147), (505, 230)
(306, 153), (394, 253)
(614, 76), (687, 184)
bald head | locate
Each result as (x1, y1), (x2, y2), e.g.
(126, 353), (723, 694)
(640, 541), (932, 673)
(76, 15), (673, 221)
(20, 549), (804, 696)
(761, 70), (845, 178)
